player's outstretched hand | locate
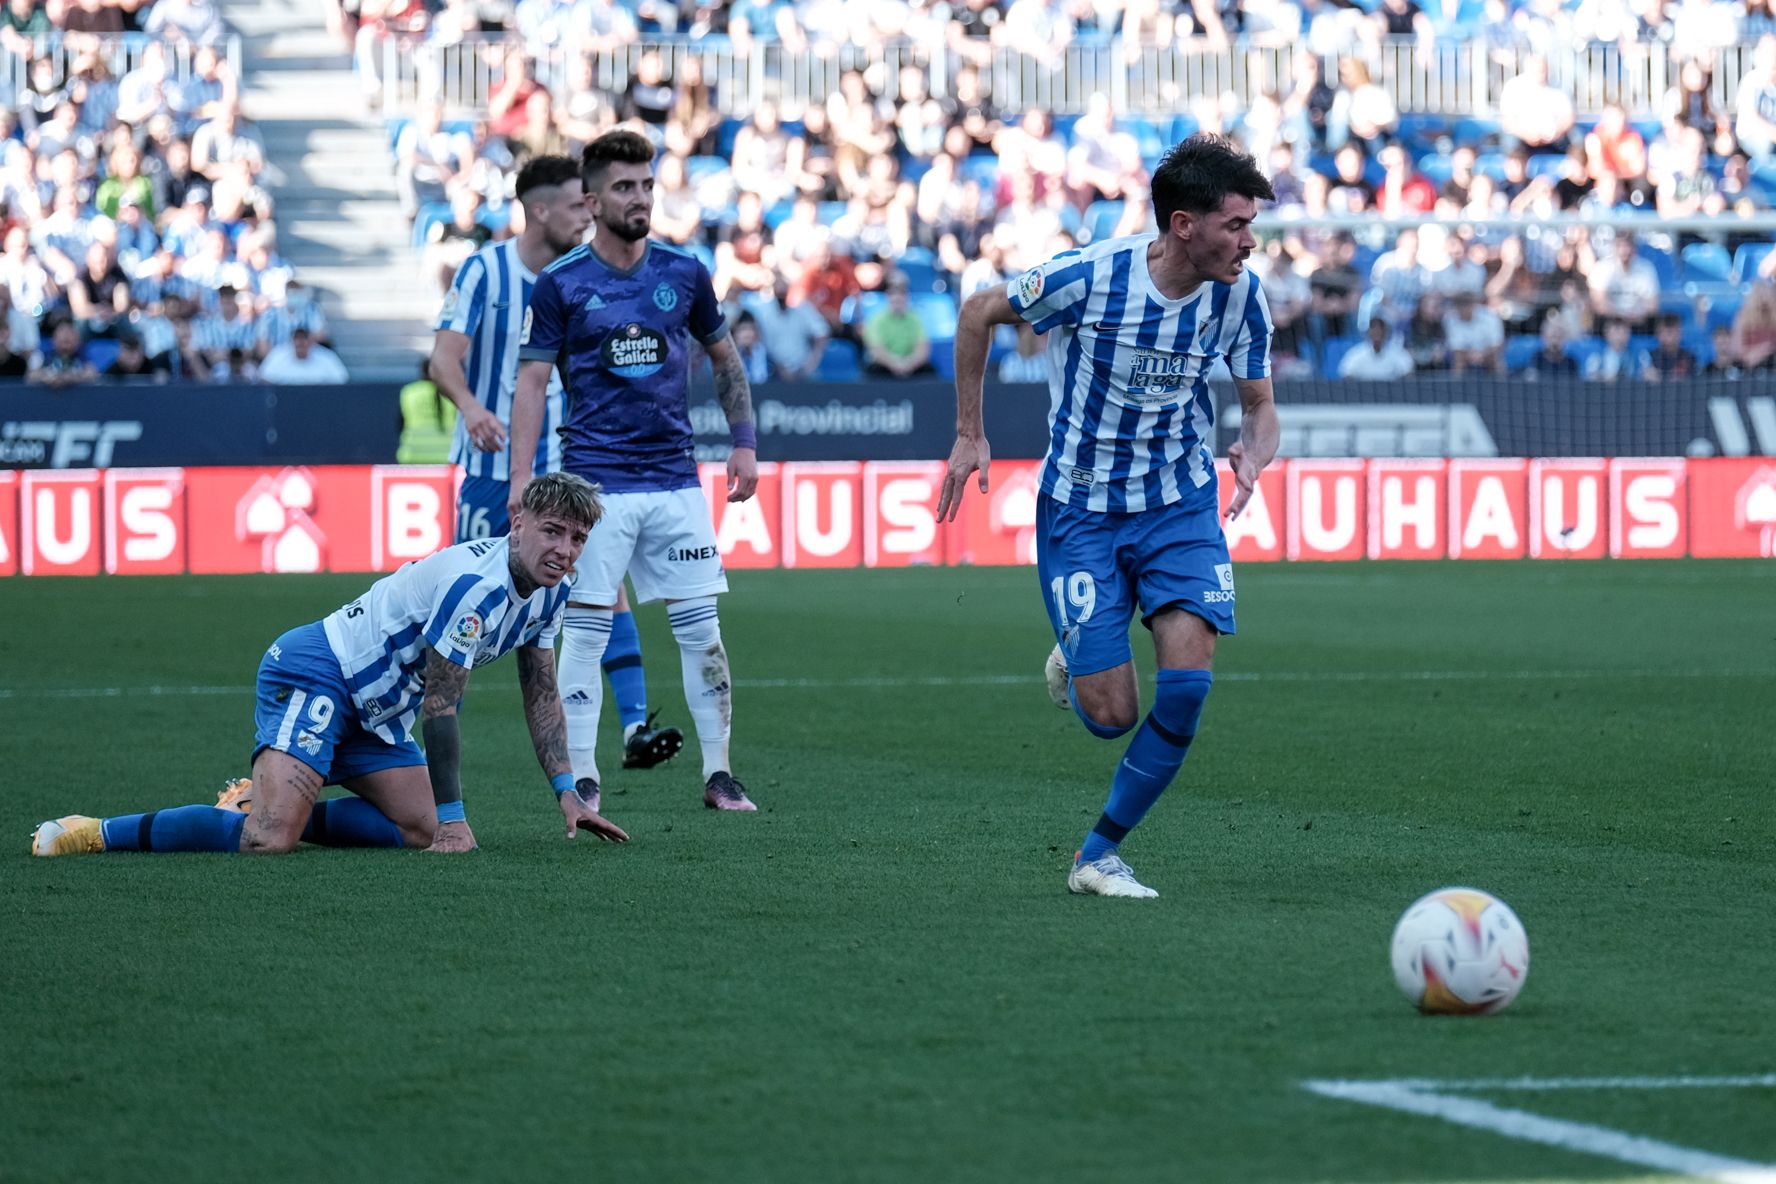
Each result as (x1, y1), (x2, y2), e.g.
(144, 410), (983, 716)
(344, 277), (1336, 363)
(558, 792), (631, 843)
(462, 404), (507, 452)
(426, 819), (479, 853)
(1225, 440), (1260, 520)
(727, 446), (758, 503)
(935, 434), (991, 522)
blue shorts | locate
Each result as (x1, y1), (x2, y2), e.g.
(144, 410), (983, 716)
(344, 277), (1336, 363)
(252, 622), (426, 785)
(1036, 496), (1236, 678)
(455, 474), (511, 542)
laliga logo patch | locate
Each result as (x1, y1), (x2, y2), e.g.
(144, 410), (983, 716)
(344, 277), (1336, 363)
(441, 288), (459, 320)
(519, 306), (534, 345)
(1012, 267), (1044, 306)
(652, 282), (679, 311)
(1214, 563), (1234, 590)
(448, 611), (484, 650)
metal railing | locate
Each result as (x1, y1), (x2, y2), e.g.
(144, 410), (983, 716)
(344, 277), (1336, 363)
(380, 34), (1760, 120)
(3, 33), (243, 99)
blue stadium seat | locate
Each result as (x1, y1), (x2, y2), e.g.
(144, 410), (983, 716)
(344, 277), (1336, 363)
(1680, 242), (1732, 284)
(763, 201), (795, 231)
(477, 204), (512, 233)
(896, 246), (944, 294)
(386, 117), (410, 154)
(716, 116), (747, 158)
(1416, 154), (1454, 187)
(960, 154), (999, 192)
(1706, 297), (1743, 331)
(441, 119), (475, 138)
(1732, 242), (1774, 284)
(931, 337), (956, 379)
(82, 338), (120, 372)
(1640, 245), (1677, 289)
(1527, 153), (1566, 181)
(813, 339), (860, 381)
(1564, 336), (1604, 372)
(816, 200), (848, 226)
(412, 200), (452, 246)
(1503, 334), (1541, 373)
(1395, 114), (1445, 153)
(1630, 117), (1663, 146)
(1051, 113), (1081, 146)
(1083, 199), (1124, 243)
(1474, 153), (1508, 182)
(1321, 336), (1358, 379)
(912, 292), (959, 341)
(686, 155), (731, 187)
(1450, 117), (1499, 148)
(1117, 117), (1168, 166)
(1167, 114), (1199, 146)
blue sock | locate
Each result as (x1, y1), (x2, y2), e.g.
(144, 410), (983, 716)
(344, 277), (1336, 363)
(1078, 669), (1213, 864)
(604, 609), (649, 733)
(301, 797), (405, 848)
(101, 806), (246, 853)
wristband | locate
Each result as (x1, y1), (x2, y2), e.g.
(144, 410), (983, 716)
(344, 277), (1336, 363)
(550, 772), (576, 798)
(730, 421), (757, 451)
(436, 800), (466, 824)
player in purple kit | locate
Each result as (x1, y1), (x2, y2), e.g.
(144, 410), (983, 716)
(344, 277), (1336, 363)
(508, 130), (761, 812)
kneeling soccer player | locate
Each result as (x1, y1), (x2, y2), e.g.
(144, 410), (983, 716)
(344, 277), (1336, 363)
(32, 472), (630, 857)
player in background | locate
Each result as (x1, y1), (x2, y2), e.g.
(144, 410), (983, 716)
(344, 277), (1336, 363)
(430, 154), (685, 776)
(508, 130), (761, 813)
(935, 133), (1281, 898)
(32, 474), (628, 857)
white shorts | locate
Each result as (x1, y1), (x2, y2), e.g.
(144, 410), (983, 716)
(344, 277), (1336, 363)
(570, 486), (728, 605)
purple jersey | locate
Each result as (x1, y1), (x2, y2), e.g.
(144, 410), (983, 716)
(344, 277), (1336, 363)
(518, 240), (727, 492)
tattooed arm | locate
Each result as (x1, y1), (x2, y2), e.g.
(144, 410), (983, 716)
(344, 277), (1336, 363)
(703, 334), (758, 503)
(517, 645), (629, 843)
(420, 649), (476, 853)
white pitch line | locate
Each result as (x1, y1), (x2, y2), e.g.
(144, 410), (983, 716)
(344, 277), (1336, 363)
(0, 667), (1769, 701)
(1304, 1079), (1776, 1184)
(1339, 1074), (1776, 1093)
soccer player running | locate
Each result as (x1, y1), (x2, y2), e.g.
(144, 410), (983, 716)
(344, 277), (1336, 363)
(431, 154), (686, 779)
(507, 130), (761, 813)
(32, 474), (629, 857)
(935, 134), (1281, 898)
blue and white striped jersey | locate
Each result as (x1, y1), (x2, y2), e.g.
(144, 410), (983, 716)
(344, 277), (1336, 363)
(437, 238), (565, 483)
(1007, 233), (1272, 514)
(320, 536), (571, 743)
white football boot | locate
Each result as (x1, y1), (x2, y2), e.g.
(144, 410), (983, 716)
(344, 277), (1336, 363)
(1044, 644), (1071, 709)
(1067, 852), (1160, 898)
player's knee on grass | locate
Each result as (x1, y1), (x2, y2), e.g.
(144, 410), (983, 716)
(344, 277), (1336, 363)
(239, 811), (304, 854)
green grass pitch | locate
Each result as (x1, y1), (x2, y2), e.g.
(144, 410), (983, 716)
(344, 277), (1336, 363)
(3, 560), (1773, 1183)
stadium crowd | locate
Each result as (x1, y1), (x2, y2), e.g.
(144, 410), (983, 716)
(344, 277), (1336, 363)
(367, 0), (1776, 383)
(1, 0), (341, 384)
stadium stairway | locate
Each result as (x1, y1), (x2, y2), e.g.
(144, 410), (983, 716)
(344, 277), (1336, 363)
(232, 0), (431, 380)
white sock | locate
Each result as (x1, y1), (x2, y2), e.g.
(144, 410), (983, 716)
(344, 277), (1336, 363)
(667, 596), (731, 779)
(558, 605), (612, 788)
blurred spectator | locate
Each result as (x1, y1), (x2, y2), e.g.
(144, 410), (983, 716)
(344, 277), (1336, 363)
(191, 103), (265, 182)
(713, 189), (776, 303)
(0, 320), (27, 378)
(97, 141), (155, 219)
(28, 319), (98, 386)
(0, 0), (53, 58)
(1442, 291), (1504, 374)
(1329, 58), (1397, 149)
(166, 316), (210, 380)
(1328, 142), (1375, 211)
(1375, 143), (1436, 214)
(355, 0), (429, 106)
(1731, 273), (1776, 369)
(624, 48), (676, 131)
(1734, 35), (1776, 158)
(486, 45), (552, 155)
(395, 101), (465, 218)
(105, 331), (172, 381)
(651, 153), (705, 246)
(1369, 227), (1430, 329)
(1643, 312), (1698, 379)
(1655, 125), (1720, 228)
(423, 187), (492, 294)
(1404, 292), (1449, 371)
(861, 275), (934, 377)
(1586, 231), (1659, 330)
(1583, 318), (1649, 381)
(146, 0), (230, 46)
(116, 42), (174, 129)
(68, 241), (131, 338)
(1522, 310), (1579, 379)
(1066, 93), (1146, 206)
(1484, 235), (1541, 333)
(998, 321), (1047, 383)
(260, 326), (350, 383)
(1306, 232), (1361, 349)
(1338, 315), (1415, 379)
(731, 100), (797, 208)
(664, 55), (720, 159)
(994, 107), (1068, 200)
(1499, 55), (1574, 151)
(1704, 324), (1742, 376)
(195, 284), (262, 366)
(743, 276), (830, 382)
(1284, 52), (1336, 151)
(62, 0), (126, 39)
(788, 241), (863, 338)
(729, 314), (772, 384)
(212, 345), (259, 384)
(0, 286), (39, 355)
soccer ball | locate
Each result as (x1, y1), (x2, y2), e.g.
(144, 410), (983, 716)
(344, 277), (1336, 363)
(1390, 887), (1530, 1015)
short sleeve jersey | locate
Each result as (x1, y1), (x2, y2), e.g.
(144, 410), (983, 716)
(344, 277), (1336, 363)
(436, 239), (565, 482)
(320, 537), (571, 743)
(518, 240), (728, 492)
(1006, 233), (1273, 514)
